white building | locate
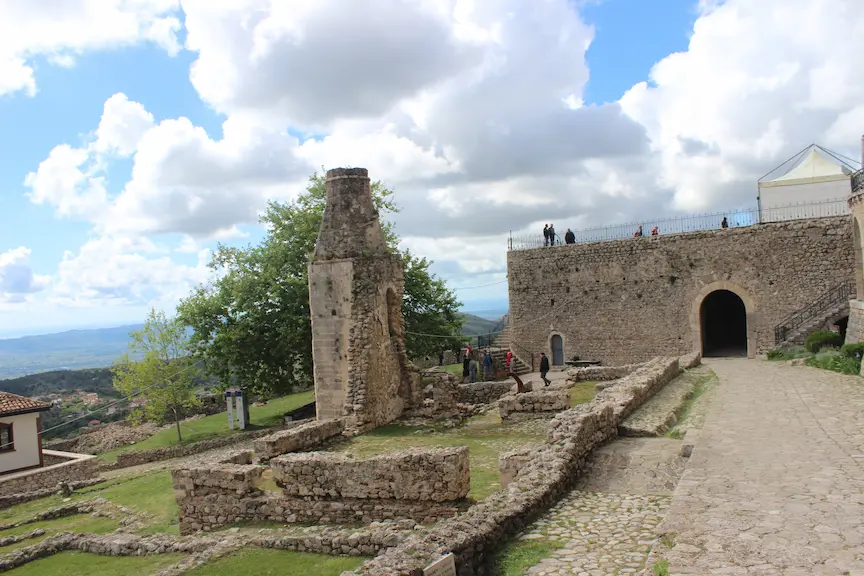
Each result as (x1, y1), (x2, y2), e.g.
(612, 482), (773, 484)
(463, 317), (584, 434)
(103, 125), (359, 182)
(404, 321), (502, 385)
(0, 392), (51, 475)
(758, 145), (859, 222)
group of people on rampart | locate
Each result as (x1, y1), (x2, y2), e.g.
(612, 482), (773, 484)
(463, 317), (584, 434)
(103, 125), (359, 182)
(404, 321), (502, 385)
(541, 215), (732, 246)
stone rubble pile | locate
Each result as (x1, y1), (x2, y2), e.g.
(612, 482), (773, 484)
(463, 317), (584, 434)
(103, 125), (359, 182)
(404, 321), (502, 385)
(271, 447), (469, 502)
(498, 390), (570, 421)
(45, 421), (164, 455)
(345, 355), (690, 576)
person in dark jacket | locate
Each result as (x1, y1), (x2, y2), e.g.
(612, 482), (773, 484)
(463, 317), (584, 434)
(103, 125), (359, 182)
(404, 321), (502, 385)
(543, 224), (550, 246)
(540, 352), (551, 386)
(564, 229), (575, 244)
(462, 355), (470, 383)
(548, 224), (556, 246)
(438, 350), (444, 366)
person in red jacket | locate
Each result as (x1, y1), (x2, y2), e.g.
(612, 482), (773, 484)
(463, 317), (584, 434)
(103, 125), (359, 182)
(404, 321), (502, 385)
(505, 350), (513, 372)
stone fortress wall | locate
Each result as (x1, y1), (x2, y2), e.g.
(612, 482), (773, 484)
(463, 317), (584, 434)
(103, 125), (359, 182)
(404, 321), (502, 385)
(508, 217), (853, 365)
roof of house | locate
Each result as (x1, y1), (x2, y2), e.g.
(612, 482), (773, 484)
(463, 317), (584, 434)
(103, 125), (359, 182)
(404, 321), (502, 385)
(0, 391), (52, 417)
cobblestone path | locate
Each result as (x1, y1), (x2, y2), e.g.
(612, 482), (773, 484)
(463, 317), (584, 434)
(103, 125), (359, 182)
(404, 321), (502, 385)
(516, 438), (686, 575)
(647, 359), (864, 576)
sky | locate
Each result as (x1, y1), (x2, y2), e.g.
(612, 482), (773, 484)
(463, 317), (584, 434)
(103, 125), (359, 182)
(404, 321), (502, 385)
(0, 0), (863, 338)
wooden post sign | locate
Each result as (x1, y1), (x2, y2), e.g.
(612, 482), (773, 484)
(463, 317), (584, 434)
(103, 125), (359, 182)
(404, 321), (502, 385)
(423, 553), (456, 576)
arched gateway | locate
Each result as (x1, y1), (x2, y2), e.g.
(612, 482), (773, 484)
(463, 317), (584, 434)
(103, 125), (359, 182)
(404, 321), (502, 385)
(690, 281), (756, 359)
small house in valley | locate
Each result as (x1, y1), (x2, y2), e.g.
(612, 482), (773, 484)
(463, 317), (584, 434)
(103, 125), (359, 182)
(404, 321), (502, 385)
(0, 391), (51, 475)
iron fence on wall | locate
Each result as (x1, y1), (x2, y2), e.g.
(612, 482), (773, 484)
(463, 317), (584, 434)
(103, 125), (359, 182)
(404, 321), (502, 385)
(508, 198), (849, 251)
(853, 169), (864, 194)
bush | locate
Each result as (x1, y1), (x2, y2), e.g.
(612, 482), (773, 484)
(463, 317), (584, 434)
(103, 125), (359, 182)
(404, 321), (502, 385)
(840, 342), (864, 359)
(766, 348), (787, 360)
(805, 350), (861, 375)
(805, 330), (843, 353)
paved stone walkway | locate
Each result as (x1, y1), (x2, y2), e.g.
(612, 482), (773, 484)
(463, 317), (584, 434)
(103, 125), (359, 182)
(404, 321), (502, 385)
(648, 359), (864, 576)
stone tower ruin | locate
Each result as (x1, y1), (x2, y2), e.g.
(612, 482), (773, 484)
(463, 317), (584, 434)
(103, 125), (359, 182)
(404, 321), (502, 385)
(308, 167), (419, 432)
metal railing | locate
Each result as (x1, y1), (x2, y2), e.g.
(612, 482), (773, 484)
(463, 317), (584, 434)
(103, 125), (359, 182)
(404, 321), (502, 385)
(509, 198), (849, 251)
(774, 279), (856, 345)
(853, 169), (864, 194)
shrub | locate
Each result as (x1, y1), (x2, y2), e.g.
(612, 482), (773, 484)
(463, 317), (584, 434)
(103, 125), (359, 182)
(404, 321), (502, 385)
(805, 350), (861, 375)
(766, 348), (787, 360)
(840, 342), (864, 359)
(805, 330), (843, 353)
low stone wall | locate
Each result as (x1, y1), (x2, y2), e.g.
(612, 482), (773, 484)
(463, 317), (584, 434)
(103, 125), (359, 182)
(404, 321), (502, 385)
(498, 390), (570, 421)
(111, 428), (277, 470)
(349, 356), (681, 575)
(679, 351), (702, 370)
(253, 418), (345, 460)
(172, 448), (469, 534)
(271, 447), (469, 502)
(566, 362), (644, 382)
(0, 478), (104, 510)
(0, 450), (99, 495)
(457, 381), (514, 405)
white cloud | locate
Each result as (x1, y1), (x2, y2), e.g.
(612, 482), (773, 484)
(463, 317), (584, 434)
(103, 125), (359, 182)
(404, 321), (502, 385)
(0, 247), (51, 304)
(10, 0), (864, 327)
(0, 0), (183, 97)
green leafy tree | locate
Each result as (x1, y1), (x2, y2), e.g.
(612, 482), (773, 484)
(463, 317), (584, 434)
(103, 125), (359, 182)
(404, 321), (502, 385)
(178, 171), (463, 398)
(112, 308), (200, 442)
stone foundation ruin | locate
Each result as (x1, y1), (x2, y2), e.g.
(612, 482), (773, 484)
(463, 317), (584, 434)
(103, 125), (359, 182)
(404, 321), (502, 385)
(308, 168), (422, 433)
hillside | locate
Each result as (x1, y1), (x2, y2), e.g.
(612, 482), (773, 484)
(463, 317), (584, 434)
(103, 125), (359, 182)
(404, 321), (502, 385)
(0, 324), (143, 379)
(459, 313), (504, 336)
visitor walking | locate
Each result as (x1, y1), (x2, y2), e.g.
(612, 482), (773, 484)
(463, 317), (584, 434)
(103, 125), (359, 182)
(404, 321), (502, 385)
(543, 224), (550, 246)
(469, 356), (478, 383)
(539, 352), (551, 387)
(548, 224), (556, 246)
(438, 350), (444, 366)
(721, 217), (729, 229)
(634, 225), (643, 237)
(505, 350), (513, 372)
(651, 226), (659, 236)
(462, 355), (470, 383)
(564, 228), (575, 244)
(483, 350), (493, 381)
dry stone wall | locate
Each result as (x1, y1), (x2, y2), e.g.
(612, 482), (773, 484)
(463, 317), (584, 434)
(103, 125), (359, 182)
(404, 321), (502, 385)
(498, 390), (570, 420)
(457, 381), (514, 405)
(0, 451), (99, 495)
(567, 363), (643, 382)
(508, 217), (853, 364)
(347, 356), (683, 576)
(271, 447), (469, 501)
(173, 447), (470, 534)
(253, 418), (345, 460)
(112, 427), (275, 469)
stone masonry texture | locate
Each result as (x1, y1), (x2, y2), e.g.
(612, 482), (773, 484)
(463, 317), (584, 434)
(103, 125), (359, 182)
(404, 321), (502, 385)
(844, 193), (864, 359)
(508, 217), (853, 365)
(253, 418), (345, 460)
(0, 452), (99, 494)
(270, 447), (469, 501)
(346, 356), (688, 575)
(308, 167), (421, 432)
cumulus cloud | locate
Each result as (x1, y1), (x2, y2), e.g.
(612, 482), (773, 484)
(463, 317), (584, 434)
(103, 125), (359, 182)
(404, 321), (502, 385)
(0, 0), (182, 97)
(12, 0), (864, 321)
(0, 247), (51, 304)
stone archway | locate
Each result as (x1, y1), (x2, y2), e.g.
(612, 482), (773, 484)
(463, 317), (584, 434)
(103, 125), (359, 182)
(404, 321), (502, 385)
(690, 281), (757, 359)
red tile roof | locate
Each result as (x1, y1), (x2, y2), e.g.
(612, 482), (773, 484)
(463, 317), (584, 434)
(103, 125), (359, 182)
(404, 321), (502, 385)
(0, 392), (52, 417)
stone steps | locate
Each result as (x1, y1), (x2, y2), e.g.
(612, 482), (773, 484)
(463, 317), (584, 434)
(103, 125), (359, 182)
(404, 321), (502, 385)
(618, 373), (695, 437)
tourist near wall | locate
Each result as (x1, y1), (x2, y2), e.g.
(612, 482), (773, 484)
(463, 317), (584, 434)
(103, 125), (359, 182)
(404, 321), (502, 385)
(347, 354), (695, 575)
(508, 217), (853, 365)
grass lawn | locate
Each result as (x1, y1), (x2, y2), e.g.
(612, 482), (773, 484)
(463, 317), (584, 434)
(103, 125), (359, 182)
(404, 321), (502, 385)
(328, 411), (546, 500)
(0, 515), (118, 553)
(3, 551), (185, 576)
(440, 363), (463, 376)
(101, 390), (315, 462)
(570, 381), (596, 406)
(184, 548), (366, 576)
(95, 471), (179, 534)
(488, 537), (564, 576)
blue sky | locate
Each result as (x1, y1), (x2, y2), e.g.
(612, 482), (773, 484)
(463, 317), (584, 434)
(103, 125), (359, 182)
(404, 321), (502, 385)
(1, 0), (858, 337)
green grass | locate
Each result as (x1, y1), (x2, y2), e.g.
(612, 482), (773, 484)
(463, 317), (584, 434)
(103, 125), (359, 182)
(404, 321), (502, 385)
(95, 471), (179, 534)
(3, 550), (185, 576)
(489, 537), (564, 576)
(665, 371), (714, 439)
(184, 548), (366, 576)
(569, 381), (596, 406)
(328, 411), (546, 500)
(440, 363), (464, 376)
(805, 349), (861, 375)
(0, 515), (119, 553)
(652, 559), (670, 576)
(100, 390), (315, 462)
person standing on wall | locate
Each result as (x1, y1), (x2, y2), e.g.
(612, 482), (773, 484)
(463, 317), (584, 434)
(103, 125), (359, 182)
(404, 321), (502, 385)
(564, 228), (576, 244)
(721, 217), (729, 229)
(540, 352), (551, 386)
(543, 224), (550, 246)
(548, 224), (556, 246)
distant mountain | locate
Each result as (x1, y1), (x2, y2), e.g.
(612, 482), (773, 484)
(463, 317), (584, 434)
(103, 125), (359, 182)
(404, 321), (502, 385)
(459, 313), (504, 336)
(0, 324), (143, 379)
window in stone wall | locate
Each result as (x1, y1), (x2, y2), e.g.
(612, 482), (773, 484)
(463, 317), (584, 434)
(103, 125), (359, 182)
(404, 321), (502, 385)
(0, 423), (13, 452)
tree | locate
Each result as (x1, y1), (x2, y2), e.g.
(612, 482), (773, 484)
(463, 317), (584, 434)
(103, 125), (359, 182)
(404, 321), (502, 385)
(112, 308), (200, 442)
(177, 171), (463, 399)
